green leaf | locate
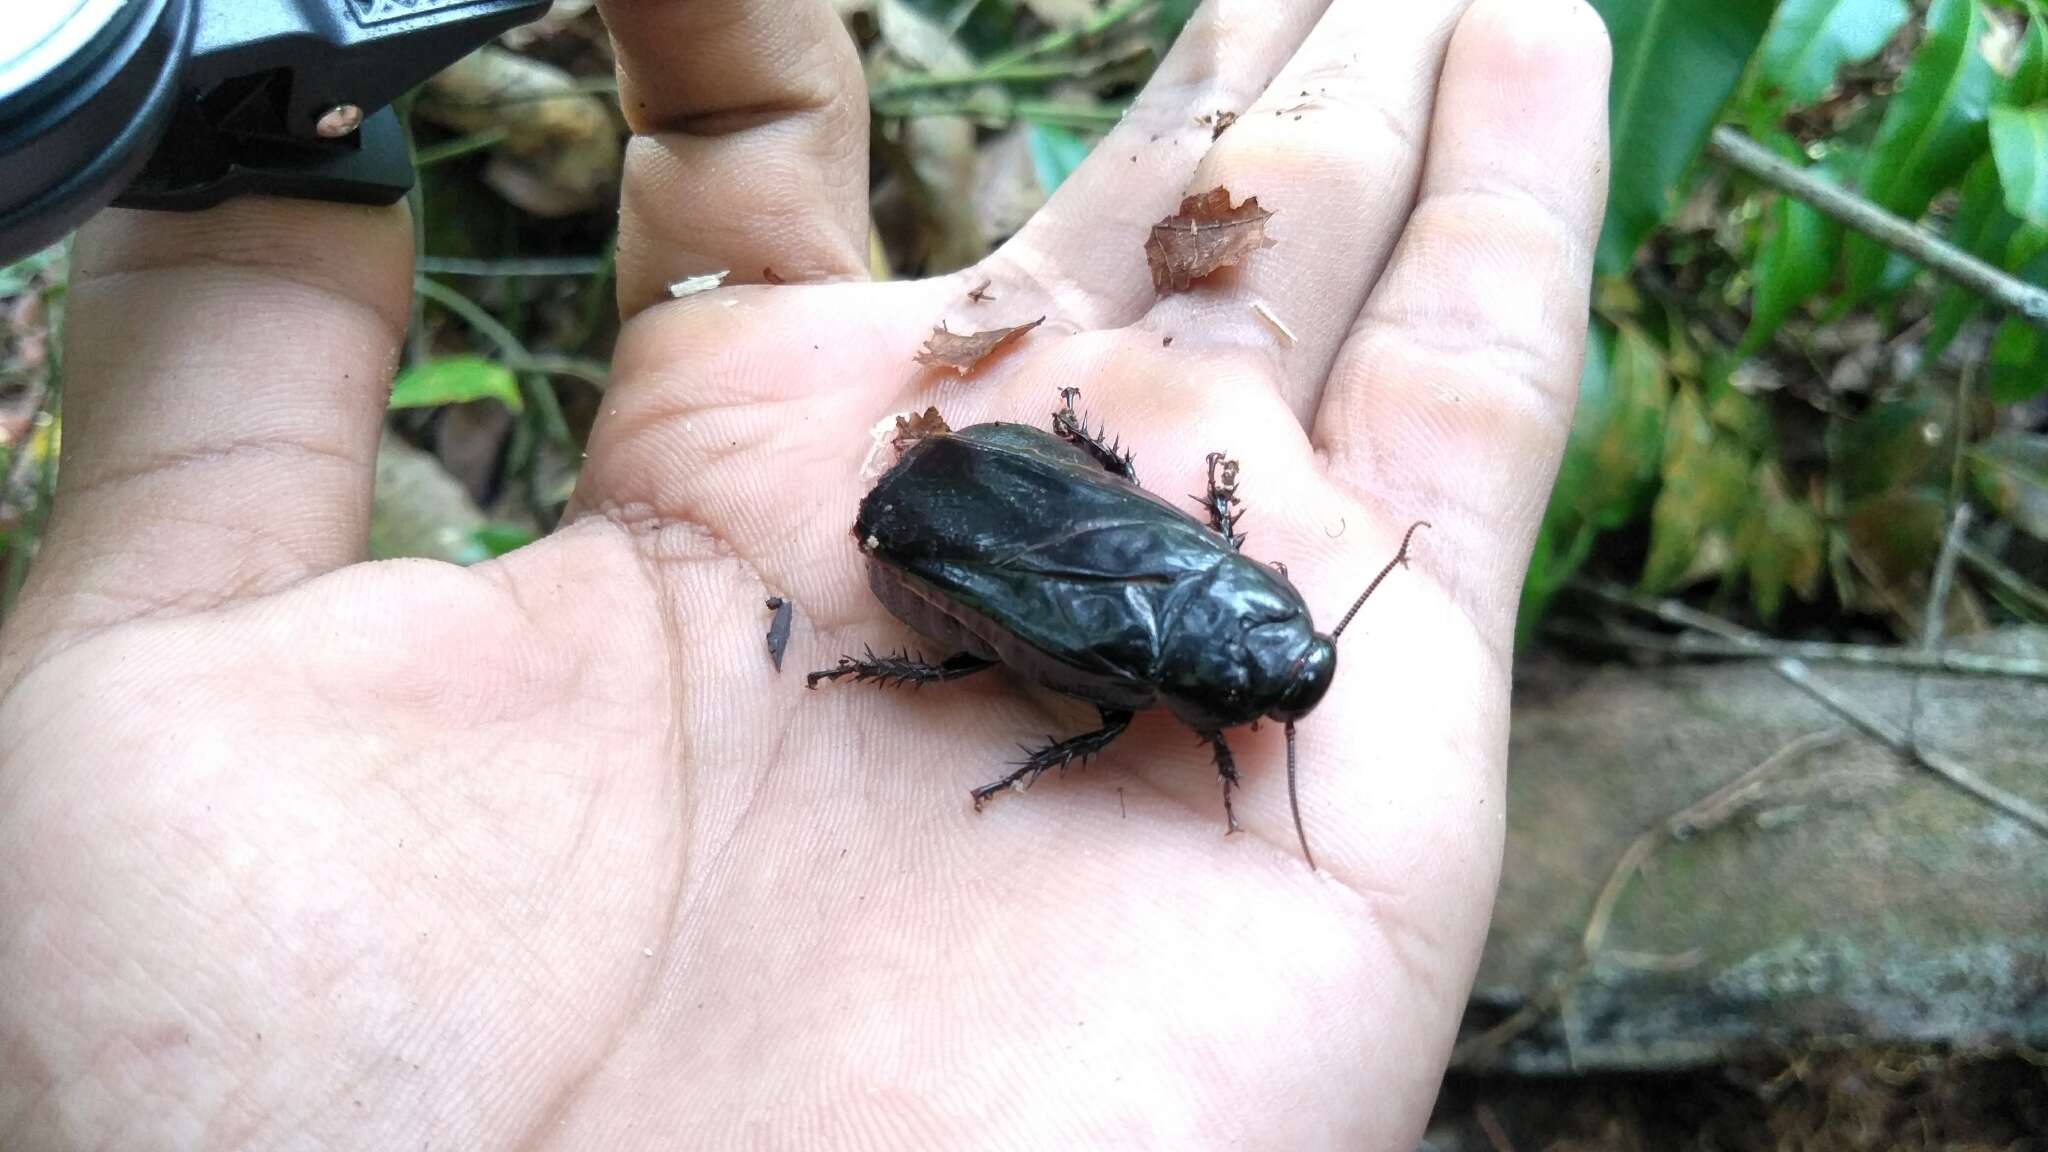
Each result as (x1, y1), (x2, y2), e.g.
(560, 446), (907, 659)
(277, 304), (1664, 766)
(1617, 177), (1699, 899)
(1743, 192), (1839, 351)
(1517, 514), (1598, 650)
(1735, 463), (1825, 623)
(1576, 321), (1673, 529)
(1026, 122), (1095, 194)
(1842, 487), (1952, 627)
(1152, 0), (1200, 42)
(1757, 0), (1911, 106)
(1843, 0), (1996, 299)
(470, 523), (540, 558)
(1593, 0), (1779, 276)
(1989, 225), (2048, 402)
(1641, 383), (1754, 593)
(1518, 319), (1667, 646)
(1967, 432), (2048, 540)
(1986, 316), (2047, 403)
(2006, 0), (2048, 106)
(1990, 105), (2048, 228)
(388, 355), (524, 413)
(1827, 395), (1947, 501)
(1924, 153), (2023, 362)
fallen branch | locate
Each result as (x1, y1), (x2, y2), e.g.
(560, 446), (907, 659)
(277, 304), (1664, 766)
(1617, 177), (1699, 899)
(1579, 579), (2048, 838)
(1707, 127), (2048, 333)
(1549, 617), (2048, 681)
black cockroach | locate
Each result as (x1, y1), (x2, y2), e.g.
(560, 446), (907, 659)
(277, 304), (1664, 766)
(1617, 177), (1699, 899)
(808, 389), (1424, 867)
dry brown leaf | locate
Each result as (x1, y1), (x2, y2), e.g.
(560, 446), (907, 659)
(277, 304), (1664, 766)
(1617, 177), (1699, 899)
(914, 317), (1045, 375)
(891, 407), (952, 450)
(1144, 187), (1274, 294)
(418, 47), (619, 217)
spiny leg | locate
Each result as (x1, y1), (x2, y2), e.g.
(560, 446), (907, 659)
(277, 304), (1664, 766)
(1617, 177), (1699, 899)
(1052, 388), (1138, 483)
(1197, 451), (1246, 550)
(1207, 732), (1243, 835)
(807, 647), (996, 689)
(971, 708), (1134, 810)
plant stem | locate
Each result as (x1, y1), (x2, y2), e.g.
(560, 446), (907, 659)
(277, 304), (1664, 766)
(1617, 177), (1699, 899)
(871, 93), (1125, 129)
(415, 255), (611, 278)
(413, 277), (576, 448)
(413, 127), (508, 167)
(981, 0), (1153, 71)
(1707, 126), (2048, 333)
(869, 50), (1149, 99)
(1960, 540), (2048, 619)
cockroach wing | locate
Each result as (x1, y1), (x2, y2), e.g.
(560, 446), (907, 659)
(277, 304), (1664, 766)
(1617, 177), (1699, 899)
(857, 423), (1233, 694)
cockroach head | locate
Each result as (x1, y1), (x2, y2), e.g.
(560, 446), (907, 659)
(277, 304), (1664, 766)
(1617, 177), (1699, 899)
(1267, 636), (1335, 724)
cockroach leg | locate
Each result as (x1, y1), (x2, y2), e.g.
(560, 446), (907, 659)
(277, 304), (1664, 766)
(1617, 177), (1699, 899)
(972, 708), (1134, 810)
(1207, 732), (1243, 836)
(1052, 388), (1139, 483)
(1200, 451), (1243, 549)
(806, 647), (996, 689)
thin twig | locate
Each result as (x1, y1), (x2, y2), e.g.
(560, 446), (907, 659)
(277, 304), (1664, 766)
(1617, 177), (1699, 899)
(1475, 1104), (1517, 1152)
(981, 0), (1153, 71)
(1961, 541), (2048, 619)
(1767, 657), (2048, 835)
(1547, 617), (2048, 681)
(416, 255), (611, 278)
(1909, 503), (1973, 744)
(1451, 729), (1842, 1068)
(1585, 729), (1844, 954)
(413, 277), (577, 449)
(1579, 580), (2048, 838)
(1707, 127), (2048, 332)
(415, 276), (526, 360)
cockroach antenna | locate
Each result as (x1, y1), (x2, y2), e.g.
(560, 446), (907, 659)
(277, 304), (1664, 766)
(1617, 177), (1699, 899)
(1329, 521), (1430, 641)
(1285, 722), (1313, 869)
(1292, 520), (1430, 870)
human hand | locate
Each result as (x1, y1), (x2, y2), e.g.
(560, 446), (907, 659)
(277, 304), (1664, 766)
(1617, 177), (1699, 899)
(0, 0), (1609, 1146)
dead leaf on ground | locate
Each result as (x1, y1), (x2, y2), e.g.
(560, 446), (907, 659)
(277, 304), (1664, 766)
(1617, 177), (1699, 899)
(1145, 187), (1274, 294)
(891, 406), (952, 450)
(417, 47), (619, 217)
(914, 317), (1045, 375)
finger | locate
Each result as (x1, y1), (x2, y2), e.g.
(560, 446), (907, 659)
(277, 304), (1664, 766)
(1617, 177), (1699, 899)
(979, 0), (1333, 328)
(5, 201), (410, 664)
(1144, 0), (1473, 422)
(601, 0), (870, 317)
(1314, 0), (1610, 644)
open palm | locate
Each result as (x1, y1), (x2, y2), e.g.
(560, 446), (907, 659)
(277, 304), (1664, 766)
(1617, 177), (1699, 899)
(0, 1), (1607, 1148)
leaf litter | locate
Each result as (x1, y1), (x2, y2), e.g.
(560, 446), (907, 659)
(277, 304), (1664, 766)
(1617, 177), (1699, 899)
(914, 316), (1045, 375)
(1145, 187), (1275, 293)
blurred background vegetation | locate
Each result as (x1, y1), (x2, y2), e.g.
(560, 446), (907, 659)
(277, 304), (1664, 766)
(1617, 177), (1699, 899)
(2, 0), (2044, 1146)
(3, 0), (2044, 652)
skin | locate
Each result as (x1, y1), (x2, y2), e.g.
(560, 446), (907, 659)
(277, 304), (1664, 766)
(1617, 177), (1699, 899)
(0, 0), (1609, 1147)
